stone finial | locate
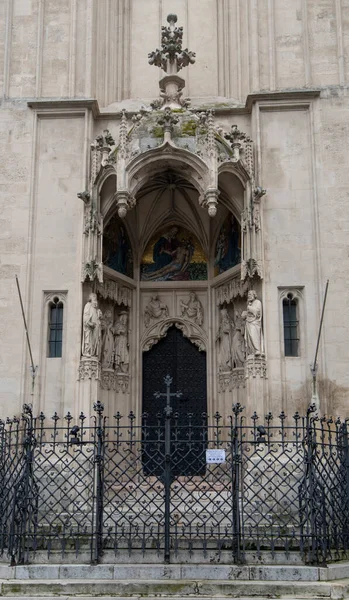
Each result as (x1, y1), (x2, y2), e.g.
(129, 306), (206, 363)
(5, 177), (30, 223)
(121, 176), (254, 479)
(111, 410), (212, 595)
(224, 125), (250, 162)
(148, 14), (195, 109)
(93, 129), (115, 167)
(157, 107), (179, 141)
(148, 14), (196, 73)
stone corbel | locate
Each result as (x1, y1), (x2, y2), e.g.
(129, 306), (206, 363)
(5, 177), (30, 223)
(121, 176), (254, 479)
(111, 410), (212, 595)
(115, 190), (136, 219)
(199, 188), (220, 218)
(78, 357), (101, 381)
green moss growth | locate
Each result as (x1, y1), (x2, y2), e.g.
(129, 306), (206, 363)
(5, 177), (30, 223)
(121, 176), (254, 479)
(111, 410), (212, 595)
(181, 120), (197, 136)
(152, 125), (164, 138)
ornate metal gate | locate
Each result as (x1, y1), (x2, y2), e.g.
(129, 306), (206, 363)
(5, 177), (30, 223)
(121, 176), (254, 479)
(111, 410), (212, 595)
(1, 402), (349, 565)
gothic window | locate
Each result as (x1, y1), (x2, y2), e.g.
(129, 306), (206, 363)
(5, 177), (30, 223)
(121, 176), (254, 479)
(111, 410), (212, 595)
(282, 293), (299, 357)
(48, 297), (64, 358)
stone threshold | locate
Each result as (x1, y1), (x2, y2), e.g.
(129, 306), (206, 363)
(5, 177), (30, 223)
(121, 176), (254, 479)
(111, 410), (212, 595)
(0, 562), (348, 582)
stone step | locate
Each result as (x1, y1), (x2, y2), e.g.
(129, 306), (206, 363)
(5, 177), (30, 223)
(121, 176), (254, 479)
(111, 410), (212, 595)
(1, 578), (349, 598)
(1, 562), (349, 581)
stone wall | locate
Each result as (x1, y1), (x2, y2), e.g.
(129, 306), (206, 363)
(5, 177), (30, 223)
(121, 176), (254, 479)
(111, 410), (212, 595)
(0, 0), (349, 417)
(1, 1), (349, 106)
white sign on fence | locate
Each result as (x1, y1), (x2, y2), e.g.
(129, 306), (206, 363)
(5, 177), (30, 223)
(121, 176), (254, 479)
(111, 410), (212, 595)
(205, 449), (226, 464)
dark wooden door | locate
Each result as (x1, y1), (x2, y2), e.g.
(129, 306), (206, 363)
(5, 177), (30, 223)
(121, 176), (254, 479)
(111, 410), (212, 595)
(142, 326), (207, 476)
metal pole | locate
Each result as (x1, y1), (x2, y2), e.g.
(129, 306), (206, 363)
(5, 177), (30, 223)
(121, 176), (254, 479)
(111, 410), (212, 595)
(15, 276), (38, 394)
(164, 379), (172, 564)
(310, 280), (329, 410)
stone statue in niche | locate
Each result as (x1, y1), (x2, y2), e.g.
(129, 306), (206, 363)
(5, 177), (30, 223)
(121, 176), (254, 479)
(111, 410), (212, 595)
(231, 309), (245, 368)
(216, 308), (234, 372)
(180, 292), (203, 326)
(82, 293), (102, 358)
(114, 311), (129, 373)
(101, 308), (115, 369)
(144, 294), (169, 327)
(242, 290), (264, 357)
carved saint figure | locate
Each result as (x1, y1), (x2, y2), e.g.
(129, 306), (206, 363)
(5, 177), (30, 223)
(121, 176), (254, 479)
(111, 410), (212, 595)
(82, 293), (102, 358)
(242, 290), (264, 357)
(216, 308), (234, 372)
(180, 292), (203, 326)
(114, 311), (129, 373)
(144, 295), (169, 327)
(231, 310), (245, 368)
(101, 308), (115, 369)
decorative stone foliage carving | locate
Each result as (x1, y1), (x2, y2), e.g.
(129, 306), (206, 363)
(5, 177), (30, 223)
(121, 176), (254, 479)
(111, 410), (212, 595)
(148, 14), (196, 72)
(144, 295), (169, 328)
(216, 277), (250, 306)
(241, 258), (263, 281)
(180, 292), (203, 326)
(142, 318), (206, 353)
(96, 280), (132, 307)
(78, 357), (101, 381)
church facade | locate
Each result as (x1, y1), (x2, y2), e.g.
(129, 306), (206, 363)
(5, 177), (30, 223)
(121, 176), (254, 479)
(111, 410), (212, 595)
(1, 0), (349, 422)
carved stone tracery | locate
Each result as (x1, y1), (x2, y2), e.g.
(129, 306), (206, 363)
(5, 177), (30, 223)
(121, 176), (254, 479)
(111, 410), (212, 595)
(142, 318), (206, 353)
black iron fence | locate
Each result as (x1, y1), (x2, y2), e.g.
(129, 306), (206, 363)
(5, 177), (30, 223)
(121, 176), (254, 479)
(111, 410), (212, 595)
(0, 401), (348, 565)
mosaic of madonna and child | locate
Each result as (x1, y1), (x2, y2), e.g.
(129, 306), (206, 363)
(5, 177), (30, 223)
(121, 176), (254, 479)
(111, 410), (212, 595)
(141, 226), (207, 281)
(214, 214), (241, 276)
(103, 214), (133, 278)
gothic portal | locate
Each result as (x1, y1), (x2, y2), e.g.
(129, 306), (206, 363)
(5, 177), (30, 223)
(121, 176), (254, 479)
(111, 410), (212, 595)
(76, 13), (267, 422)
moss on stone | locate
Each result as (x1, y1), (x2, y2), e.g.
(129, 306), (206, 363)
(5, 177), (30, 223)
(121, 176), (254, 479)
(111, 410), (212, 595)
(181, 120), (197, 136)
(152, 125), (164, 138)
